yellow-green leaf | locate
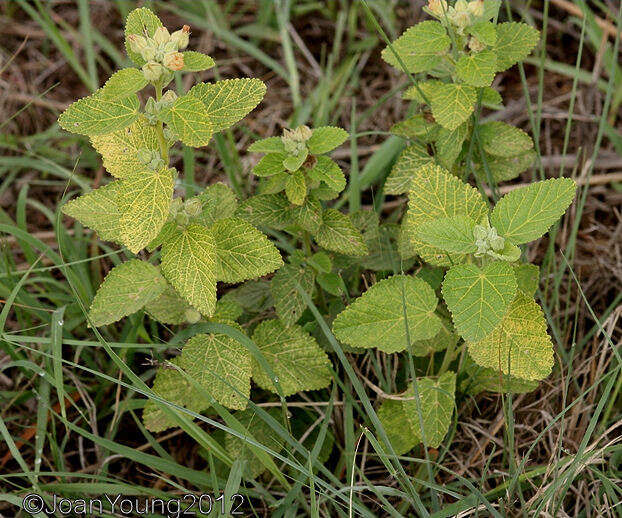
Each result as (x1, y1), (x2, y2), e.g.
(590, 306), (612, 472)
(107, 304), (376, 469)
(160, 94), (213, 147)
(90, 116), (159, 179)
(62, 182), (124, 244)
(494, 22), (540, 71)
(455, 50), (497, 87)
(98, 68), (147, 99)
(117, 168), (174, 253)
(381, 21), (450, 73)
(124, 7), (162, 65)
(332, 275), (440, 353)
(468, 294), (554, 380)
(181, 51), (215, 72)
(181, 330), (251, 410)
(271, 263), (315, 326)
(161, 224), (217, 317)
(384, 143), (434, 195)
(212, 217), (283, 283)
(189, 78), (266, 132)
(428, 83), (477, 130)
(251, 320), (332, 396)
(490, 178), (576, 244)
(442, 262), (517, 343)
(89, 259), (166, 326)
(58, 94), (139, 136)
(314, 209), (368, 256)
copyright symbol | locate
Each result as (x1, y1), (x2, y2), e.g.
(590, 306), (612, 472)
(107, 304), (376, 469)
(22, 493), (44, 514)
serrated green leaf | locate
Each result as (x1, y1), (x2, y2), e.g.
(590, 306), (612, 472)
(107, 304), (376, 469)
(292, 195), (323, 233)
(189, 78), (266, 132)
(143, 358), (210, 433)
(193, 182), (238, 227)
(146, 220), (177, 253)
(381, 21), (450, 73)
(311, 184), (341, 201)
(377, 399), (418, 455)
(161, 224), (217, 316)
(124, 7), (162, 66)
(314, 209), (368, 256)
(306, 156), (346, 193)
(494, 22), (540, 71)
(225, 409), (285, 479)
(384, 143), (434, 195)
(62, 182), (123, 244)
(144, 284), (195, 325)
(317, 272), (342, 296)
(416, 215), (478, 254)
(212, 217), (283, 283)
(308, 251), (332, 273)
(461, 353), (539, 395)
(490, 178), (576, 244)
(283, 149), (308, 172)
(378, 372), (456, 454)
(253, 153), (287, 177)
(478, 121), (533, 157)
(258, 171), (288, 195)
(58, 94), (139, 136)
(402, 80), (441, 102)
(251, 320), (332, 396)
(248, 137), (286, 153)
(400, 163), (488, 265)
(285, 169), (307, 205)
(481, 86), (503, 106)
(213, 296), (243, 322)
(360, 224), (405, 272)
(469, 21), (497, 46)
(181, 330), (250, 410)
(332, 275), (440, 353)
(468, 294), (554, 380)
(514, 263), (539, 297)
(160, 95), (213, 147)
(89, 259), (166, 326)
(117, 168), (174, 253)
(307, 126), (349, 154)
(181, 51), (215, 71)
(437, 122), (469, 169)
(442, 262), (517, 343)
(455, 50), (497, 87)
(475, 150), (535, 182)
(271, 263), (315, 326)
(90, 116), (159, 178)
(98, 68), (147, 99)
(236, 193), (292, 230)
(390, 114), (440, 143)
(428, 83), (477, 130)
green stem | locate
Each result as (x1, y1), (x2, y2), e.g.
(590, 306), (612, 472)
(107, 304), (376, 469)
(154, 83), (169, 163)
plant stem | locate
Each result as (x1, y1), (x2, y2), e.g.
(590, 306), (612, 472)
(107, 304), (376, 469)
(154, 83), (168, 163)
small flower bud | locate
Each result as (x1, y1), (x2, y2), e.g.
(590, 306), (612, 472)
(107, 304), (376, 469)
(170, 25), (190, 50)
(170, 197), (183, 216)
(426, 0), (448, 18)
(137, 148), (156, 165)
(160, 89), (178, 108)
(184, 198), (203, 218)
(153, 26), (170, 45)
(467, 0), (484, 17)
(175, 211), (189, 227)
(185, 308), (201, 324)
(163, 51), (185, 71)
(127, 34), (148, 54)
(142, 61), (164, 82)
(468, 36), (486, 52)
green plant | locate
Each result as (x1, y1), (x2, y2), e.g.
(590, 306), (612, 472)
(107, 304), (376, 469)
(333, 163), (575, 452)
(382, 0), (541, 197)
(56, 1), (578, 476)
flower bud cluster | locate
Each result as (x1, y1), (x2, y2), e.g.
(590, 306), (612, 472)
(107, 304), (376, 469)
(144, 90), (178, 124)
(473, 224), (505, 257)
(137, 148), (165, 171)
(127, 24), (191, 82)
(426, 0), (484, 33)
(168, 196), (203, 230)
(281, 125), (312, 157)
